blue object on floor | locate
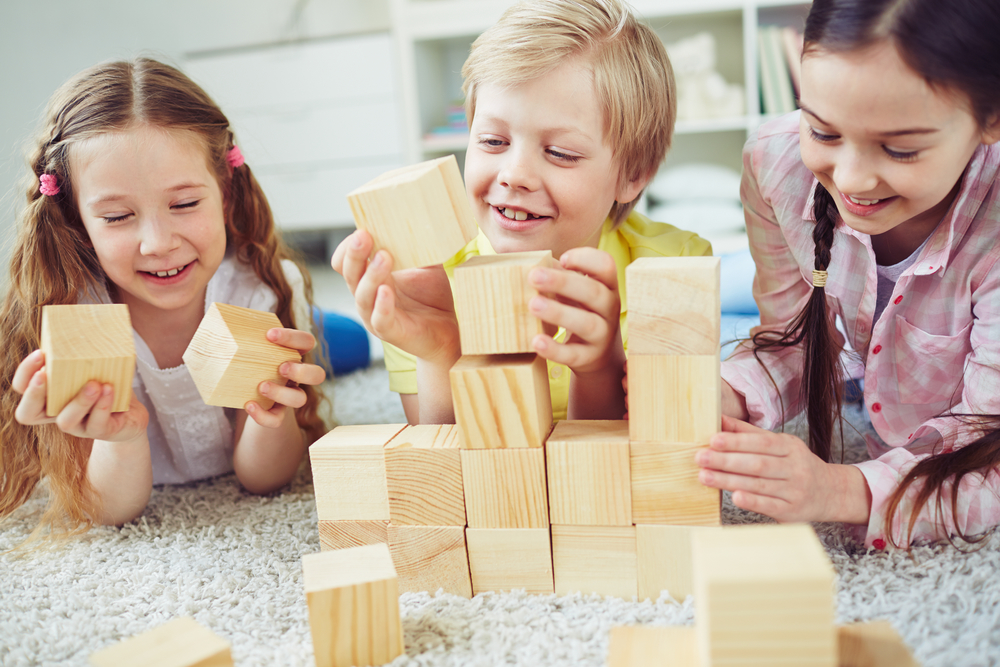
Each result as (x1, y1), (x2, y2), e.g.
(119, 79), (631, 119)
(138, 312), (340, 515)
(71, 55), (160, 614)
(720, 249), (759, 315)
(313, 307), (370, 376)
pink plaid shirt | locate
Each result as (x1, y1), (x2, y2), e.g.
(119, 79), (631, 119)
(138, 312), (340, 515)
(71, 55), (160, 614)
(722, 112), (1000, 547)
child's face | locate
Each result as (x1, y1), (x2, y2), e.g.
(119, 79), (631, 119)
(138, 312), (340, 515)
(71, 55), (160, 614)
(464, 58), (644, 258)
(72, 126), (227, 319)
(798, 41), (997, 239)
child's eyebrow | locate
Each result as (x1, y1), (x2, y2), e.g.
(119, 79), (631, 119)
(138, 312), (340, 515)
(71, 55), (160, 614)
(86, 183), (209, 206)
(800, 104), (939, 137)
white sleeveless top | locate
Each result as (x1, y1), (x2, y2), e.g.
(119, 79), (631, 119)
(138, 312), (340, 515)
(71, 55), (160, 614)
(86, 255), (310, 484)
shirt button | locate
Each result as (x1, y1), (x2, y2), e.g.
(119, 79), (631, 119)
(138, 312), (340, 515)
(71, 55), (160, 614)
(893, 296), (903, 305)
(871, 402), (882, 413)
(550, 366), (563, 379)
(872, 345), (882, 355)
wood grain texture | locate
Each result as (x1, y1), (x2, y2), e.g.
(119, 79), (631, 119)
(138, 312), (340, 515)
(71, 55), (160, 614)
(630, 442), (721, 526)
(387, 525), (472, 597)
(384, 425), (465, 526)
(450, 353), (552, 449)
(626, 256), (720, 355)
(182, 302), (301, 410)
(551, 525), (637, 599)
(461, 448), (549, 528)
(545, 420), (632, 526)
(692, 524), (836, 667)
(452, 250), (554, 354)
(465, 528), (554, 595)
(41, 304), (135, 416)
(837, 621), (918, 667)
(636, 524), (722, 602)
(302, 544), (404, 667)
(607, 625), (696, 667)
(318, 520), (389, 551)
(346, 154), (478, 270)
(88, 616), (233, 667)
(310, 424), (406, 521)
(627, 354), (721, 445)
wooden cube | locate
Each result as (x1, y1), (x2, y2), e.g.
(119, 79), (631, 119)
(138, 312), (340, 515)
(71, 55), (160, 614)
(310, 424), (406, 521)
(346, 154), (478, 270)
(607, 625), (696, 667)
(461, 448), (549, 528)
(627, 354), (721, 445)
(551, 525), (637, 599)
(631, 442), (721, 526)
(636, 524), (722, 602)
(452, 250), (554, 354)
(385, 425), (465, 526)
(182, 302), (301, 410)
(387, 524), (472, 597)
(41, 304), (135, 417)
(302, 544), (405, 667)
(89, 616), (232, 667)
(450, 353), (552, 449)
(693, 524), (836, 667)
(319, 520), (388, 551)
(837, 621), (918, 667)
(626, 256), (720, 355)
(465, 528), (554, 595)
(545, 420), (631, 526)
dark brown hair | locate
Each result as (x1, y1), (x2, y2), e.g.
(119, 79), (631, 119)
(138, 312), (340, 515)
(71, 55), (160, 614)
(0, 58), (327, 539)
(758, 0), (1000, 547)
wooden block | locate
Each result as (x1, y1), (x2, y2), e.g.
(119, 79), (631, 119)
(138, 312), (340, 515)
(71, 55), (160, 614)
(41, 304), (135, 417)
(545, 420), (632, 526)
(461, 448), (549, 528)
(626, 256), (720, 355)
(452, 250), (554, 354)
(551, 525), (637, 599)
(385, 425), (465, 526)
(89, 616), (232, 667)
(627, 354), (721, 445)
(182, 302), (301, 410)
(450, 353), (552, 449)
(837, 621), (919, 667)
(607, 625), (696, 667)
(465, 528), (554, 595)
(302, 543), (405, 667)
(347, 154), (478, 270)
(636, 524), (722, 602)
(631, 442), (720, 526)
(387, 524), (472, 597)
(319, 520), (388, 551)
(692, 524), (836, 667)
(310, 424), (406, 521)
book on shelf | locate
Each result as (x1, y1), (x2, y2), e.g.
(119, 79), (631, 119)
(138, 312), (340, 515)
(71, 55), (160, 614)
(757, 25), (796, 115)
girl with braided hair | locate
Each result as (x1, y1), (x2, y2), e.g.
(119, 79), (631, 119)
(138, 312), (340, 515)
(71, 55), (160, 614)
(701, 0), (1000, 548)
(1, 58), (327, 537)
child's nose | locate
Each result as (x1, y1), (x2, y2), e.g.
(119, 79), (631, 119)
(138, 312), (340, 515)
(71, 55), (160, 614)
(497, 149), (541, 192)
(138, 217), (180, 255)
(832, 150), (879, 196)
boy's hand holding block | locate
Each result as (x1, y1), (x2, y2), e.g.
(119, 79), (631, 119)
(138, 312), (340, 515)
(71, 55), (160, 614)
(88, 616), (233, 667)
(347, 154), (478, 270)
(182, 302), (301, 410)
(452, 250), (555, 355)
(41, 304), (136, 417)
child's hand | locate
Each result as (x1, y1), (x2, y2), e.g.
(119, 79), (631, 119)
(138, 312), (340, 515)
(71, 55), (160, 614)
(331, 229), (460, 365)
(245, 328), (326, 428)
(695, 414), (870, 524)
(527, 247), (624, 376)
(12, 349), (149, 442)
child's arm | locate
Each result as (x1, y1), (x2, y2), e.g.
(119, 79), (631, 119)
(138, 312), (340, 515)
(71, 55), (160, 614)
(528, 247), (626, 420)
(232, 327), (326, 493)
(12, 349), (153, 525)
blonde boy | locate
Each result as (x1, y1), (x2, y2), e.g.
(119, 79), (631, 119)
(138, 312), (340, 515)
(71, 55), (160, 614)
(333, 0), (710, 424)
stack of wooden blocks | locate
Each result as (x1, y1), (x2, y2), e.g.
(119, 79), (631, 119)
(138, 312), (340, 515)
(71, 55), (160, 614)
(310, 255), (725, 601)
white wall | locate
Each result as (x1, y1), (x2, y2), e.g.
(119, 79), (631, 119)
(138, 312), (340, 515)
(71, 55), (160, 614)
(0, 0), (389, 286)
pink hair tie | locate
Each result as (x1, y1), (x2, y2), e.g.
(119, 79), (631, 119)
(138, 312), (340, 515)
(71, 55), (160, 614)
(226, 146), (245, 168)
(39, 174), (60, 196)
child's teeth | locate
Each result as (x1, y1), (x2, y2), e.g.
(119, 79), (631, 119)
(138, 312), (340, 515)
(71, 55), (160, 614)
(500, 207), (532, 221)
(154, 268), (180, 277)
(849, 195), (880, 206)
(514, 210), (527, 221)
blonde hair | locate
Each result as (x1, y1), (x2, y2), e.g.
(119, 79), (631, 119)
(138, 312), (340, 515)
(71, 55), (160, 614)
(461, 0), (676, 224)
(0, 58), (327, 540)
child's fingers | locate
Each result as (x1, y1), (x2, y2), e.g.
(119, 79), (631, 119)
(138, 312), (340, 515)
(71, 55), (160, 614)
(279, 361), (326, 387)
(558, 247), (619, 289)
(698, 465), (783, 497)
(13, 369), (54, 425)
(720, 413), (768, 435)
(730, 490), (792, 521)
(245, 400), (287, 428)
(368, 283), (404, 340)
(532, 335), (596, 369)
(53, 381), (103, 434)
(530, 267), (619, 320)
(353, 251), (394, 328)
(332, 230), (373, 287)
(12, 349), (46, 394)
(529, 295), (610, 347)
(258, 381), (307, 410)
(708, 431), (792, 457)
(695, 448), (787, 480)
(77, 385), (116, 439)
(266, 327), (316, 354)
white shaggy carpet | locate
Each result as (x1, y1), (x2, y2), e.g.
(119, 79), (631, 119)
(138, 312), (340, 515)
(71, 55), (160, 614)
(2, 362), (1000, 666)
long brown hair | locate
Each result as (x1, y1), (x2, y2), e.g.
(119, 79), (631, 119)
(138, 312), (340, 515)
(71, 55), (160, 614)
(0, 58), (327, 539)
(758, 0), (1000, 547)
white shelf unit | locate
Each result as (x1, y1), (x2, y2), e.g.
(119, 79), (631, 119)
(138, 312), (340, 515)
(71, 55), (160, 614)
(390, 0), (811, 174)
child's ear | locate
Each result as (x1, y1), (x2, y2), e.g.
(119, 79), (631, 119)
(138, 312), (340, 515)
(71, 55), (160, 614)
(616, 169), (655, 205)
(982, 114), (1000, 145)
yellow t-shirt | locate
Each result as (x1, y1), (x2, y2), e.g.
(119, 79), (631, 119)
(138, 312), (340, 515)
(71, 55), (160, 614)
(383, 210), (712, 421)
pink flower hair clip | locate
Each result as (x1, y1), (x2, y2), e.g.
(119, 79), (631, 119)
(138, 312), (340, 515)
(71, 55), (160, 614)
(39, 174), (60, 197)
(226, 145), (245, 169)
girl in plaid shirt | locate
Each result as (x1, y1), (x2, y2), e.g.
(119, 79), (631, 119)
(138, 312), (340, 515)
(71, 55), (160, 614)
(700, 0), (1000, 547)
